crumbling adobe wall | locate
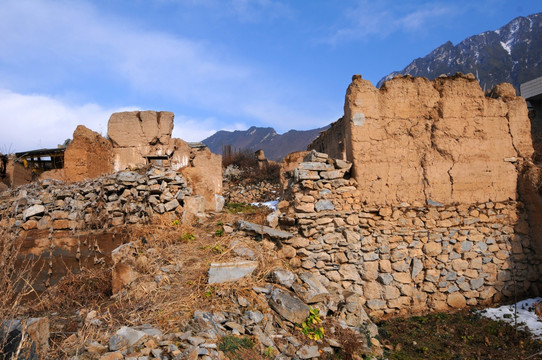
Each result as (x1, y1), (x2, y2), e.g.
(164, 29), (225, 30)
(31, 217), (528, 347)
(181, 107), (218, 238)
(108, 111), (191, 171)
(107, 110), (222, 211)
(5, 158), (33, 187)
(310, 74), (533, 206)
(280, 151), (540, 318)
(63, 125), (114, 182)
(180, 148), (223, 211)
(39, 110), (223, 211)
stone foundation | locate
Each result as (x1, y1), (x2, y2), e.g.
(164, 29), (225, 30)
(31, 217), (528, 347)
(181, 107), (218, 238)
(281, 152), (541, 318)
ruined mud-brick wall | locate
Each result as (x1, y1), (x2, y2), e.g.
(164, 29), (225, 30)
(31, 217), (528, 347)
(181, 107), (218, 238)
(281, 151), (540, 318)
(42, 110), (223, 211)
(0, 167), (192, 290)
(310, 74), (533, 206)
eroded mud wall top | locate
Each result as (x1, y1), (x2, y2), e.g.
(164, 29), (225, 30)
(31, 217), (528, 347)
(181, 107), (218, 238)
(313, 74), (534, 206)
(108, 111), (174, 148)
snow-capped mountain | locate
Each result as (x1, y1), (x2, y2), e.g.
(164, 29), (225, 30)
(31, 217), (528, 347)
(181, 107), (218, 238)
(377, 12), (542, 91)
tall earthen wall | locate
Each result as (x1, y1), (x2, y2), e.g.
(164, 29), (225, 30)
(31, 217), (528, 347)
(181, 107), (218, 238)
(296, 74), (541, 316)
(310, 74), (533, 206)
(281, 151), (540, 318)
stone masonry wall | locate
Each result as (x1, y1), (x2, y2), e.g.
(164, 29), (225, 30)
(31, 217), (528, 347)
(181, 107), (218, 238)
(0, 167), (192, 290)
(281, 151), (541, 318)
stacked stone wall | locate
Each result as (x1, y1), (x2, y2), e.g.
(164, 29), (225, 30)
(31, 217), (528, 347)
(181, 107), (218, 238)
(0, 167), (190, 233)
(0, 167), (192, 290)
(281, 151), (541, 318)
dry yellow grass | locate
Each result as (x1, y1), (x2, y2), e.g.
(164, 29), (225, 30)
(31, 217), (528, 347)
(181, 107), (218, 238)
(26, 204), (285, 357)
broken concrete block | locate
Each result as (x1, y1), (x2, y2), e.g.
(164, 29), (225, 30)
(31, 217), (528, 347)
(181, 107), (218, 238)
(208, 261), (258, 284)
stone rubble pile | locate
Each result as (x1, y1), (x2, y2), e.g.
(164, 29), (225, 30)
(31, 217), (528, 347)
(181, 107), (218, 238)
(280, 150), (539, 318)
(0, 167), (192, 232)
(68, 219), (380, 360)
(223, 179), (281, 205)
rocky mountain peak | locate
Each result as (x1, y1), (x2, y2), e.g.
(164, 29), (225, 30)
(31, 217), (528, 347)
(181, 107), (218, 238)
(377, 12), (542, 91)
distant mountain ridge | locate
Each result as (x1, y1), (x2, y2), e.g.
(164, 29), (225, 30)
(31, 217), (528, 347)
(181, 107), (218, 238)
(377, 12), (542, 91)
(202, 125), (329, 161)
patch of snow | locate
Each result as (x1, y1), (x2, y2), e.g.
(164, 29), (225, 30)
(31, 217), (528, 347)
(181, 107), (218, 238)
(479, 298), (542, 339)
(494, 29), (501, 35)
(500, 41), (512, 55)
(251, 199), (279, 211)
(260, 132), (272, 142)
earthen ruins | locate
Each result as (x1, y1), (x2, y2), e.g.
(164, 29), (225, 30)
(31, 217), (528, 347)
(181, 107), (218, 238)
(2, 73), (542, 358)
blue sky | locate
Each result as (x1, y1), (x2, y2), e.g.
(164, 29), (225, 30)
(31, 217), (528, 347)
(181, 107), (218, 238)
(1, 0), (541, 152)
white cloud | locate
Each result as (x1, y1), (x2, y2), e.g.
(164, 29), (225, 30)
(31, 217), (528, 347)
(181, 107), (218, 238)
(0, 89), (136, 153)
(0, 0), (251, 107)
(0, 0), (323, 133)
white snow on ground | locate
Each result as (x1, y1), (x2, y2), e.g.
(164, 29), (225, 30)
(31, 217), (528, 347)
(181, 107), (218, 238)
(480, 298), (542, 339)
(251, 199), (279, 211)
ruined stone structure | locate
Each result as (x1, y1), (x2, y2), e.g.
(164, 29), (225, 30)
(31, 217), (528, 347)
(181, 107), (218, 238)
(310, 74), (532, 206)
(280, 150), (539, 318)
(277, 74), (542, 317)
(0, 167), (196, 290)
(39, 110), (222, 212)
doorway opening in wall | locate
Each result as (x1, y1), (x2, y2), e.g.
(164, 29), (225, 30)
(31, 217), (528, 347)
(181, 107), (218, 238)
(144, 155), (170, 167)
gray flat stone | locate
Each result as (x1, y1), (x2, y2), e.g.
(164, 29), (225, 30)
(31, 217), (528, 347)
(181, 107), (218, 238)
(164, 199), (180, 211)
(295, 169), (320, 180)
(237, 220), (293, 240)
(411, 258), (423, 279)
(117, 172), (141, 183)
(293, 272), (329, 304)
(23, 204), (45, 220)
(303, 150), (328, 162)
(297, 345), (320, 359)
(268, 287), (309, 324)
(320, 170), (345, 180)
(334, 159), (352, 170)
(270, 268), (297, 288)
(298, 162), (333, 171)
(109, 326), (147, 351)
(315, 200), (334, 212)
(208, 261), (258, 284)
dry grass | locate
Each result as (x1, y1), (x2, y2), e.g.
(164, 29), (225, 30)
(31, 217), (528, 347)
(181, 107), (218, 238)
(29, 207), (283, 357)
(0, 225), (41, 357)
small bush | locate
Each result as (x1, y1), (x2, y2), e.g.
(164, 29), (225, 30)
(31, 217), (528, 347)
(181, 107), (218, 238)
(224, 202), (258, 214)
(219, 335), (254, 353)
(299, 307), (325, 340)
